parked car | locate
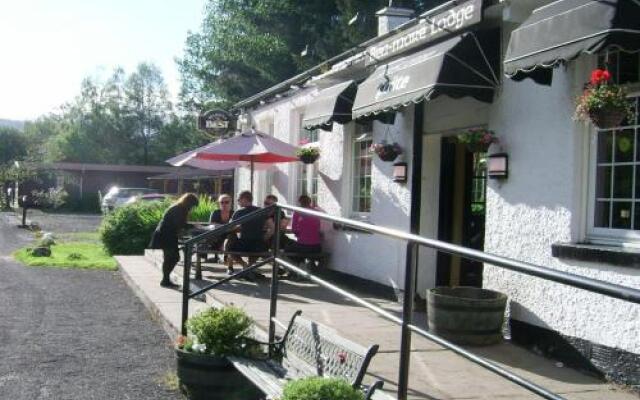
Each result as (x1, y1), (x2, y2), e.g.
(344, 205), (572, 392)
(123, 193), (173, 206)
(101, 187), (156, 213)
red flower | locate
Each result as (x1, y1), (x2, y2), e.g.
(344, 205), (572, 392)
(590, 69), (612, 85)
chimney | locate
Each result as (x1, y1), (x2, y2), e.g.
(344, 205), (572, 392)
(376, 6), (414, 36)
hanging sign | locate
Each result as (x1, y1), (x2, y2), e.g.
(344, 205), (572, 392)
(365, 0), (482, 65)
(198, 109), (236, 137)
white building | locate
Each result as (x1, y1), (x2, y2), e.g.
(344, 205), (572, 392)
(230, 0), (640, 385)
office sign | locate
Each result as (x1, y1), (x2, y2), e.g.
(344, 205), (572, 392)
(366, 0), (482, 65)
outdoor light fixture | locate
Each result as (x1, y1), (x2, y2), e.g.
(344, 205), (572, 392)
(487, 153), (508, 179)
(393, 161), (408, 182)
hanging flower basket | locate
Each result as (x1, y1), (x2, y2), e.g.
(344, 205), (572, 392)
(457, 129), (499, 153)
(588, 108), (628, 129)
(575, 69), (634, 129)
(296, 147), (320, 164)
(370, 142), (402, 162)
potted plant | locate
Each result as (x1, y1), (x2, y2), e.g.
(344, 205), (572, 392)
(175, 307), (262, 400)
(370, 141), (402, 162)
(575, 68), (634, 129)
(281, 377), (364, 400)
(457, 129), (499, 153)
(297, 147), (320, 164)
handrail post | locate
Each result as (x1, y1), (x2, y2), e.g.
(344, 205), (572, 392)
(398, 242), (418, 400)
(268, 206), (282, 356)
(181, 243), (192, 335)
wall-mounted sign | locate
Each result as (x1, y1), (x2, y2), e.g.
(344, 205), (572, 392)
(365, 0), (482, 65)
(198, 109), (236, 136)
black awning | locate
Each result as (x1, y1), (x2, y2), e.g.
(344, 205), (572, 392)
(302, 81), (357, 131)
(504, 0), (640, 85)
(352, 32), (499, 120)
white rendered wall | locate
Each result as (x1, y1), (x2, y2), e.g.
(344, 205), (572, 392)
(238, 92), (414, 290)
(483, 58), (640, 354)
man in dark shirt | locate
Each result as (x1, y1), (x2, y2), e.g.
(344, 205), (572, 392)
(225, 190), (267, 276)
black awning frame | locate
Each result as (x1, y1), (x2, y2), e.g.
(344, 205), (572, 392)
(352, 31), (499, 119)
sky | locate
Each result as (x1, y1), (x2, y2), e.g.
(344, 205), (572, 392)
(0, 0), (205, 121)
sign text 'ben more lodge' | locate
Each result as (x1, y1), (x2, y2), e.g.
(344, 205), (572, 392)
(366, 0), (482, 65)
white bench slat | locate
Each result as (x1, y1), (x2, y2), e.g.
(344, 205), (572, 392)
(228, 357), (284, 399)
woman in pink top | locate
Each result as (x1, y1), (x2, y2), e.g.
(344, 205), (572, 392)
(285, 195), (321, 256)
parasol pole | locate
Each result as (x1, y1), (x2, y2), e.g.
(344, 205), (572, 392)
(250, 159), (254, 193)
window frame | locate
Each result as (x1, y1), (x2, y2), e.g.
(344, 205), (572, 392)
(350, 121), (373, 218)
(294, 113), (319, 204)
(587, 88), (640, 246)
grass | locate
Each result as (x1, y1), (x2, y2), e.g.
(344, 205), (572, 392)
(14, 239), (117, 271)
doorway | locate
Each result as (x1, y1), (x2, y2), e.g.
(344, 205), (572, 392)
(435, 137), (487, 287)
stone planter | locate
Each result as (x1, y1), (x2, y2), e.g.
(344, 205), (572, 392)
(589, 108), (627, 129)
(427, 287), (507, 346)
(175, 348), (261, 400)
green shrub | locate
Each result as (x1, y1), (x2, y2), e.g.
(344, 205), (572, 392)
(186, 307), (254, 356)
(99, 199), (170, 255)
(189, 195), (218, 222)
(281, 377), (364, 400)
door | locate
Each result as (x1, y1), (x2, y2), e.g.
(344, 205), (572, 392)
(436, 138), (487, 287)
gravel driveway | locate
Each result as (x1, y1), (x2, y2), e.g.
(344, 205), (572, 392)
(0, 212), (182, 400)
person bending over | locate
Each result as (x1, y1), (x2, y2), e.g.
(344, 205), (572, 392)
(149, 193), (199, 288)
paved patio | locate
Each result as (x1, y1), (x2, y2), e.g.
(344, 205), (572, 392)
(117, 252), (639, 400)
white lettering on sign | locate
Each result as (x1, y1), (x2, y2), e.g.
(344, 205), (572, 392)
(205, 120), (229, 129)
(375, 75), (411, 99)
(366, 0), (481, 65)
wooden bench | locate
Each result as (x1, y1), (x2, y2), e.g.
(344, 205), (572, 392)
(229, 311), (392, 400)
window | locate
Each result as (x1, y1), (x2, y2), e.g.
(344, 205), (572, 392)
(296, 114), (319, 204)
(593, 97), (640, 231)
(597, 51), (640, 85)
(352, 121), (373, 214)
(590, 51), (640, 239)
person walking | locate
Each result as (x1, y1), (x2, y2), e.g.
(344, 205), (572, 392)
(149, 193), (199, 288)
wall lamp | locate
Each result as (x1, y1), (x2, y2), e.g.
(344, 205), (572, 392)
(487, 153), (508, 179)
(393, 161), (408, 182)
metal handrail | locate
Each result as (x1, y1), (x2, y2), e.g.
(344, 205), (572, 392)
(179, 204), (640, 400)
(278, 204), (640, 304)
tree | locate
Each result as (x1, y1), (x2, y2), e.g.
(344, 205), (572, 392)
(124, 63), (172, 164)
(178, 0), (448, 109)
(0, 127), (28, 207)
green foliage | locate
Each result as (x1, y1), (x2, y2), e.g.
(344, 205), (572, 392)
(100, 199), (171, 255)
(30, 187), (69, 209)
(23, 63), (208, 166)
(575, 83), (635, 122)
(178, 0), (446, 109)
(296, 147), (320, 158)
(281, 377), (364, 400)
(186, 307), (254, 356)
(14, 242), (117, 270)
(189, 195), (218, 222)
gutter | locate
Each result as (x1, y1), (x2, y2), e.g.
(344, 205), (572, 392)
(231, 1), (468, 111)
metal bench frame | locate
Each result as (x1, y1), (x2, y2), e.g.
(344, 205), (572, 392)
(229, 310), (385, 400)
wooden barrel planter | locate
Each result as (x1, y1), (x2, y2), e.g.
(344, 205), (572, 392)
(427, 287), (507, 346)
(175, 348), (262, 400)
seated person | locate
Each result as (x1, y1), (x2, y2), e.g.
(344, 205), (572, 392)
(201, 194), (234, 262)
(262, 194), (291, 249)
(285, 195), (322, 260)
(225, 190), (267, 275)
